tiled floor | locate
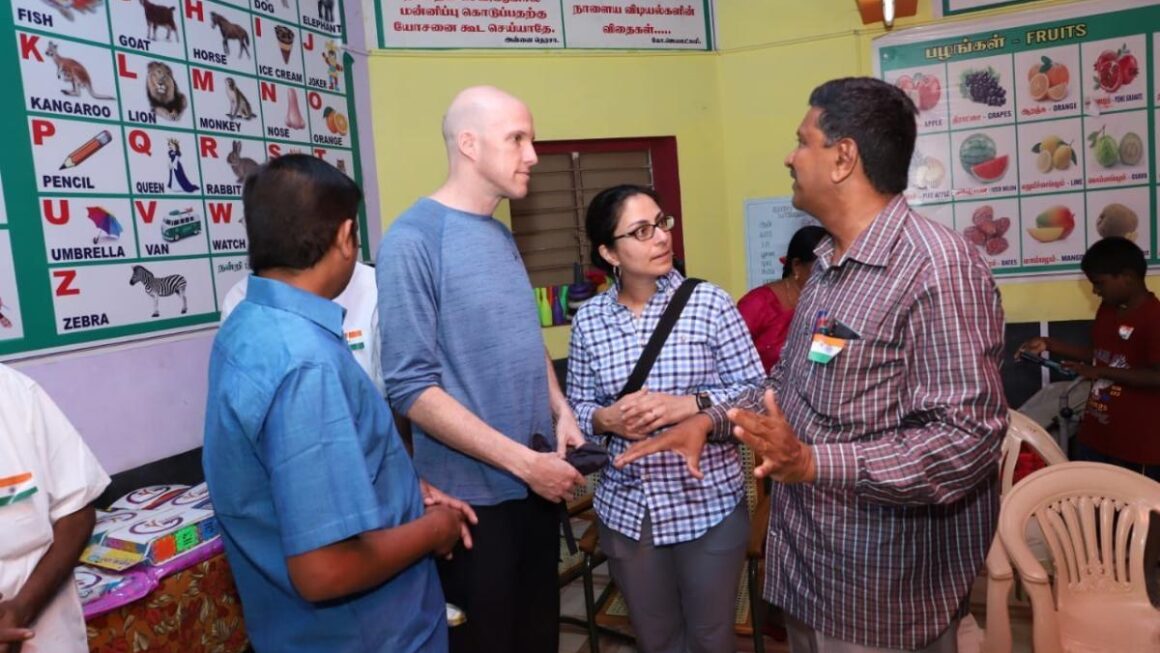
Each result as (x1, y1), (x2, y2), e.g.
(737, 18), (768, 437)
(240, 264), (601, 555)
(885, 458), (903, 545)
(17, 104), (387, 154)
(557, 564), (1034, 653)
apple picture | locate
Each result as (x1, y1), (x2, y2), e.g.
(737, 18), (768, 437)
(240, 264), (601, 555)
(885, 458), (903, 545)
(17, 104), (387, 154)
(897, 73), (941, 112)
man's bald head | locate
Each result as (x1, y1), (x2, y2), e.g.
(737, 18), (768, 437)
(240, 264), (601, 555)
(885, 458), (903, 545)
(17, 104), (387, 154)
(441, 85), (528, 149)
(435, 85), (537, 203)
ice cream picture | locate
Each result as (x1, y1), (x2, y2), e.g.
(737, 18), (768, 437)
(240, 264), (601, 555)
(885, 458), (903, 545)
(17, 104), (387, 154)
(274, 25), (295, 65)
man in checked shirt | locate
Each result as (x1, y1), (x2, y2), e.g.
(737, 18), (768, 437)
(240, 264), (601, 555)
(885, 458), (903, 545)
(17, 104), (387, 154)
(618, 77), (1008, 652)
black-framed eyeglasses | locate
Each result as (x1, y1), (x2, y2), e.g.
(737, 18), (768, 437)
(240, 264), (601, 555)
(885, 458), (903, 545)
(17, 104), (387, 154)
(612, 215), (676, 242)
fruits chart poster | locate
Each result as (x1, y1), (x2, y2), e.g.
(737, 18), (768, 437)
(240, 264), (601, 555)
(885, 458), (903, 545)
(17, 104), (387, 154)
(0, 0), (369, 358)
(874, 0), (1159, 279)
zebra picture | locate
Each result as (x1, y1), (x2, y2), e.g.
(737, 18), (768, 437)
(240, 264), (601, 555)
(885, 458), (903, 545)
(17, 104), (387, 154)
(129, 265), (188, 318)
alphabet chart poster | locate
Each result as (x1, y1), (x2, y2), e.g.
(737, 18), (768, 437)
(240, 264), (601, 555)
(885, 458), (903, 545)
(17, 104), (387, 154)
(874, 0), (1159, 278)
(0, 0), (367, 358)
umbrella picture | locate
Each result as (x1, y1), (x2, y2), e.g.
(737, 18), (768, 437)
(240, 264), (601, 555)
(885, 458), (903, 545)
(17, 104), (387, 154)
(87, 206), (124, 244)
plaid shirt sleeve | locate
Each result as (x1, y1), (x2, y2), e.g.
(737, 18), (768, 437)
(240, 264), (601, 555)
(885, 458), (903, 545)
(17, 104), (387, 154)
(565, 310), (602, 441)
(812, 259), (1008, 504)
(704, 293), (766, 406)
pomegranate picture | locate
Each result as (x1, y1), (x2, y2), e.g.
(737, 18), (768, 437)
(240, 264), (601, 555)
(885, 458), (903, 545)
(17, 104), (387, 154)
(1093, 45), (1138, 93)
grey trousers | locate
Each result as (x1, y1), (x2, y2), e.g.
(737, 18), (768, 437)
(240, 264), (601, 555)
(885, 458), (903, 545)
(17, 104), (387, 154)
(598, 503), (749, 653)
(785, 613), (959, 653)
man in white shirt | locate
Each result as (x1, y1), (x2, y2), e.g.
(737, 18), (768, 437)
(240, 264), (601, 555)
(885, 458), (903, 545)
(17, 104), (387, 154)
(0, 363), (109, 653)
(220, 261), (383, 396)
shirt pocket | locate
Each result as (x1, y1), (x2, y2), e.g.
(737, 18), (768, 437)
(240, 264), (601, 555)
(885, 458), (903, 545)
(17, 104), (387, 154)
(0, 475), (54, 560)
(658, 327), (715, 389)
(803, 322), (905, 432)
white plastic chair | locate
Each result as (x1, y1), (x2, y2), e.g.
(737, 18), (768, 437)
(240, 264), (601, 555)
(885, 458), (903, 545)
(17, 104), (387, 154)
(982, 409), (1068, 653)
(997, 462), (1160, 652)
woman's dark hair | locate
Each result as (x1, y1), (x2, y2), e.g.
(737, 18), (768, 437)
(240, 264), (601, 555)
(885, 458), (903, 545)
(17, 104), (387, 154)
(243, 154), (362, 274)
(584, 184), (662, 274)
(782, 225), (828, 278)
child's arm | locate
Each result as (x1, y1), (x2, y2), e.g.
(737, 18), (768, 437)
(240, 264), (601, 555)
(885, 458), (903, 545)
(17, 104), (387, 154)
(1016, 336), (1092, 363)
(1062, 362), (1160, 388)
(286, 504), (464, 603)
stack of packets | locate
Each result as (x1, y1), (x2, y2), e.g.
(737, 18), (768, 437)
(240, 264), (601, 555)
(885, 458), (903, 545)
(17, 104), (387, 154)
(74, 483), (221, 616)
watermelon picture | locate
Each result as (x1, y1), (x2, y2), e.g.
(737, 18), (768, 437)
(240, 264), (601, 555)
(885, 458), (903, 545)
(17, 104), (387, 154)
(959, 134), (1008, 183)
(970, 155), (1009, 183)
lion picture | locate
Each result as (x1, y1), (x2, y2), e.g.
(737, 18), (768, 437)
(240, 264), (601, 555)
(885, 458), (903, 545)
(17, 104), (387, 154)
(146, 61), (187, 121)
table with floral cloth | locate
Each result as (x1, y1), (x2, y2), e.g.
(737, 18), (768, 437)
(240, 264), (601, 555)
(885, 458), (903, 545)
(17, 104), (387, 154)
(86, 552), (249, 653)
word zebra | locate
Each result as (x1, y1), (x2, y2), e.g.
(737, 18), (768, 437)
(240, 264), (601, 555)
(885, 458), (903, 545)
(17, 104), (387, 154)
(129, 265), (188, 317)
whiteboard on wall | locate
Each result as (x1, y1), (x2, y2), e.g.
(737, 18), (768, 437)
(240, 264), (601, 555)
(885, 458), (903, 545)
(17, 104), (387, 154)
(743, 197), (820, 290)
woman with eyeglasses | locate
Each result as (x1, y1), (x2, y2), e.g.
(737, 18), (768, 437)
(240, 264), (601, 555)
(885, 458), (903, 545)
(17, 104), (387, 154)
(565, 184), (764, 653)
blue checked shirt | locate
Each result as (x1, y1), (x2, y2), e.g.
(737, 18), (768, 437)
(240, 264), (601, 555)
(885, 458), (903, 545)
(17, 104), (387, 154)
(567, 270), (765, 545)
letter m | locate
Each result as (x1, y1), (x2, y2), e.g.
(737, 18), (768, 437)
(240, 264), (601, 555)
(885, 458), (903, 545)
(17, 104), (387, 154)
(192, 68), (214, 92)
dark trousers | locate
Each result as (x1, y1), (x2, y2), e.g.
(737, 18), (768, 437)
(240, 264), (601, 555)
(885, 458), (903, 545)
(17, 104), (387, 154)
(1074, 441), (1160, 482)
(438, 494), (560, 653)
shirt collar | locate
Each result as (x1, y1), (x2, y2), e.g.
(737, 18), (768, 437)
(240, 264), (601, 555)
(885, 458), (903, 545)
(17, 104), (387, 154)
(815, 195), (910, 270)
(246, 276), (346, 338)
(604, 268), (685, 307)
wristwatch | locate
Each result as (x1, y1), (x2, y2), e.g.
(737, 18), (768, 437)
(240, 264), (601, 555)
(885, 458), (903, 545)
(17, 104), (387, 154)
(695, 392), (713, 411)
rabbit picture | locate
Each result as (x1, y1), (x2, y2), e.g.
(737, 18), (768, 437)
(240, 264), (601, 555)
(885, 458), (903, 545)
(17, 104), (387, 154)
(227, 140), (259, 183)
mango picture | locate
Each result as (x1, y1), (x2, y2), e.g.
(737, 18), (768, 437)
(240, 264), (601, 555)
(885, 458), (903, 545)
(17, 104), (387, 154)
(1026, 205), (1075, 243)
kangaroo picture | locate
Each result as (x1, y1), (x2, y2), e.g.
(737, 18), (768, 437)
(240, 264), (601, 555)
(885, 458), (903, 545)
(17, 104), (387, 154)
(45, 42), (115, 100)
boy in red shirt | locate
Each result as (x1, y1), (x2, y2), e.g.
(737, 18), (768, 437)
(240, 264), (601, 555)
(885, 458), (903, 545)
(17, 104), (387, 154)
(1018, 237), (1160, 481)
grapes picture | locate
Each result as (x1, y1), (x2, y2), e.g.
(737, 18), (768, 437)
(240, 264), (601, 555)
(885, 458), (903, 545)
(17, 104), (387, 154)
(959, 67), (1007, 107)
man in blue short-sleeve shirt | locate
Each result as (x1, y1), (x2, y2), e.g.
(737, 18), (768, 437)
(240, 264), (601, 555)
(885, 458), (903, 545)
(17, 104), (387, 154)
(204, 155), (474, 653)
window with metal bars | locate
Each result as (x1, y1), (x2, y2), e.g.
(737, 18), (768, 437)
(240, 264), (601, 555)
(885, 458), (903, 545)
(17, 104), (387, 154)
(510, 137), (685, 288)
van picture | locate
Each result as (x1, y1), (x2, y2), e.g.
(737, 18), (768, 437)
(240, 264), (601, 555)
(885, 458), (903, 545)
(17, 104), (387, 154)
(162, 208), (202, 242)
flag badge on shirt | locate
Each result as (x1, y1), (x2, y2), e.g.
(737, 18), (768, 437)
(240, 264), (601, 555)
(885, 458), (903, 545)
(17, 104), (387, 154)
(808, 334), (847, 364)
(346, 329), (365, 351)
(0, 472), (37, 507)
(1118, 325), (1134, 340)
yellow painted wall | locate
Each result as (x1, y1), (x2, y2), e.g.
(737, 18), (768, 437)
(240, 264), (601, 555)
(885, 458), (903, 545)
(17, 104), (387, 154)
(368, 51), (727, 355)
(367, 0), (1158, 357)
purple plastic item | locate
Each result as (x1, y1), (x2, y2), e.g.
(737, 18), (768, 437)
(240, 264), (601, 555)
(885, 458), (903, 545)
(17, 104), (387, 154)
(81, 570), (157, 620)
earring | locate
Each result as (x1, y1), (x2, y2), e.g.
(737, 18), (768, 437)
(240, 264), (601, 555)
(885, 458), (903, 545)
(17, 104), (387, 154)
(613, 265), (621, 283)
